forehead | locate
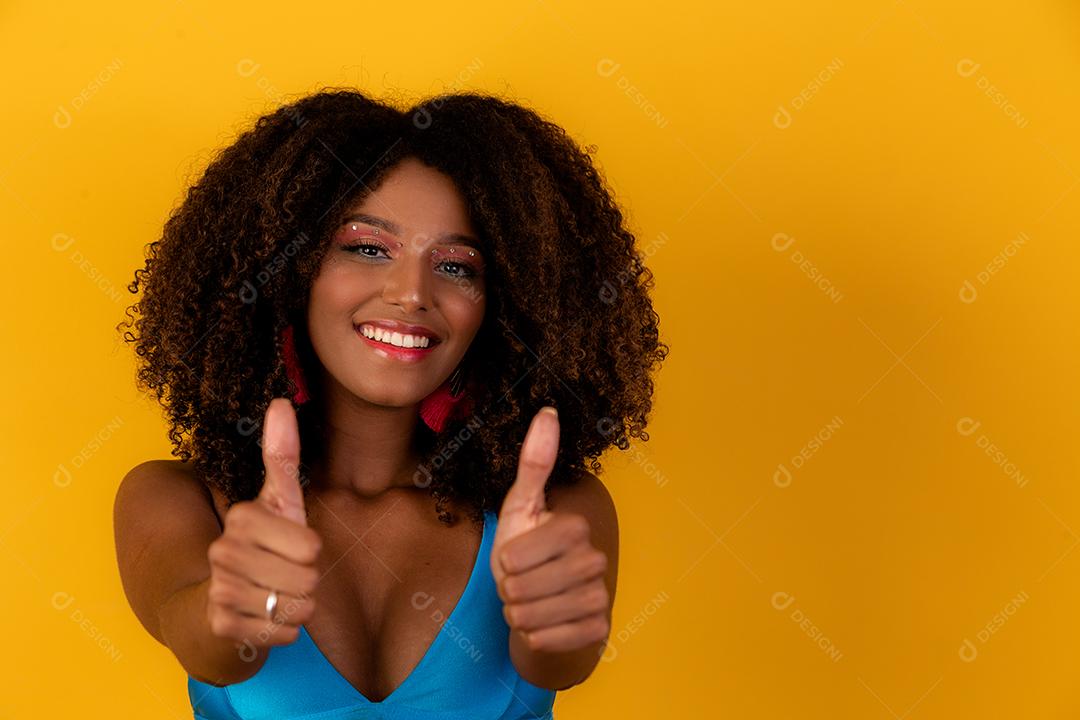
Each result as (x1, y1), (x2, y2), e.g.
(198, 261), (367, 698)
(346, 157), (477, 237)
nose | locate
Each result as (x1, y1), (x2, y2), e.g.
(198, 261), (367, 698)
(382, 250), (432, 314)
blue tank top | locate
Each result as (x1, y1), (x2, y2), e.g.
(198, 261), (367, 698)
(188, 510), (557, 719)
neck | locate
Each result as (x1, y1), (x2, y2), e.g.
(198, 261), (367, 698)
(304, 380), (427, 501)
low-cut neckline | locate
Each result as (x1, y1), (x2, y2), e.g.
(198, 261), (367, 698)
(298, 510), (490, 705)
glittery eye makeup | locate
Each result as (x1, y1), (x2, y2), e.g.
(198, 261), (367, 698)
(335, 222), (391, 258)
(336, 222), (387, 243)
(429, 246), (483, 278)
(335, 221), (484, 279)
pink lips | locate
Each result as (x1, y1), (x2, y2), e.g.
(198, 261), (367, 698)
(356, 326), (439, 363)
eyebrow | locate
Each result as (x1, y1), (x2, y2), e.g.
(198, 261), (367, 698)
(342, 213), (482, 250)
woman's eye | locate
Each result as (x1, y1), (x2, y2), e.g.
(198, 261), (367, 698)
(342, 243), (389, 259)
(341, 241), (480, 278)
(438, 261), (477, 278)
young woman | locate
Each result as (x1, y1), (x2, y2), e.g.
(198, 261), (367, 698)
(113, 89), (668, 719)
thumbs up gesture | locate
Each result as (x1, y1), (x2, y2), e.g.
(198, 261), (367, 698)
(491, 407), (612, 653)
(257, 398), (308, 526)
(206, 398), (323, 647)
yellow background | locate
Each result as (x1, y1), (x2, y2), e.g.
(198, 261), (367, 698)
(2, 1), (1078, 717)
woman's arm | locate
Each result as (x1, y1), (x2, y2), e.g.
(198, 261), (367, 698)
(491, 409), (620, 691)
(504, 470), (620, 690)
(113, 460), (270, 685)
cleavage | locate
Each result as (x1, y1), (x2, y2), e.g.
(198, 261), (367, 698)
(302, 494), (484, 702)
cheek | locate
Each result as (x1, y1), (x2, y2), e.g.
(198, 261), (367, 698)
(309, 263), (376, 313)
(440, 288), (486, 336)
(306, 274), (358, 347)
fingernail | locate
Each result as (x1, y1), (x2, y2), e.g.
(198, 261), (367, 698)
(541, 406), (558, 419)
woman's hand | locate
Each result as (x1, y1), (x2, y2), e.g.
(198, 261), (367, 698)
(491, 407), (611, 653)
(205, 398), (323, 649)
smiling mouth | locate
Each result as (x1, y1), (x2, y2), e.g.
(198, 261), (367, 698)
(355, 323), (441, 349)
(353, 324), (441, 362)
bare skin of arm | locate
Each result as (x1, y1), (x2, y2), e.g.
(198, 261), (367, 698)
(113, 459), (268, 685)
(491, 409), (620, 691)
(504, 471), (619, 690)
(113, 400), (321, 686)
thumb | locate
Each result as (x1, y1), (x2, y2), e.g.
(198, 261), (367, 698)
(258, 397), (307, 526)
(500, 406), (559, 522)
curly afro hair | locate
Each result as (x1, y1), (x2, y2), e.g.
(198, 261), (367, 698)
(118, 87), (669, 527)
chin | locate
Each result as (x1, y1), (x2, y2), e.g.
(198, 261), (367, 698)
(339, 376), (438, 408)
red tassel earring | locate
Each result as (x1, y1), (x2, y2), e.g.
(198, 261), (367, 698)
(419, 364), (473, 433)
(281, 324), (310, 405)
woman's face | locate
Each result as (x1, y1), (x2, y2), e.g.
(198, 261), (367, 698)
(307, 156), (487, 407)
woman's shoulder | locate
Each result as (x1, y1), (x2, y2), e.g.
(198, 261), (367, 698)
(546, 469), (616, 517)
(118, 458), (229, 529)
(545, 469), (619, 556)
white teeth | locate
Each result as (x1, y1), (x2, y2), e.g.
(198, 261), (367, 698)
(360, 324), (431, 349)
